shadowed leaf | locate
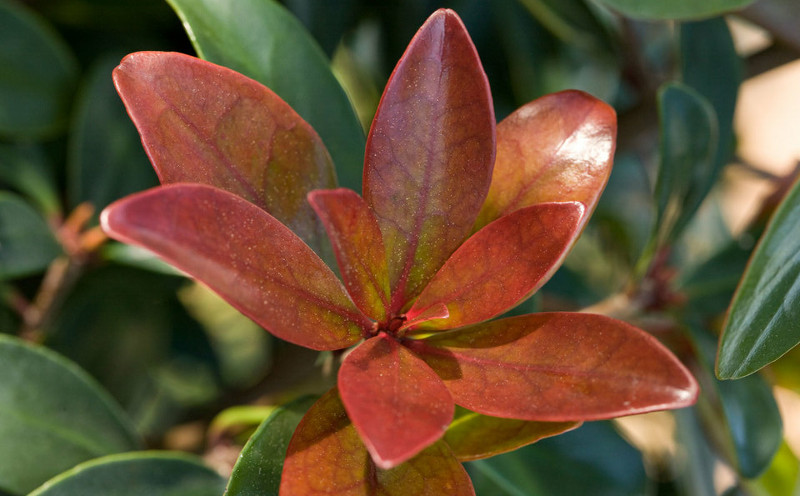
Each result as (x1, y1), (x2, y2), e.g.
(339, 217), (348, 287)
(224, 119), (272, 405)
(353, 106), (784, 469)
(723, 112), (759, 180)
(363, 9), (495, 310)
(409, 313), (698, 421)
(281, 389), (474, 495)
(309, 189), (390, 321)
(595, 0), (754, 20)
(113, 51), (335, 254)
(338, 334), (454, 468)
(445, 407), (579, 462)
(475, 90), (615, 231)
(101, 184), (369, 351)
(407, 202), (583, 332)
(0, 192), (61, 280)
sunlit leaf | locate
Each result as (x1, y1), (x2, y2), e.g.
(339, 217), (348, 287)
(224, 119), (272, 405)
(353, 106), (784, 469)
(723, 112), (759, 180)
(410, 312), (698, 420)
(595, 0), (755, 20)
(165, 0), (365, 191)
(0, 0), (77, 138)
(363, 9), (495, 309)
(445, 406), (579, 462)
(113, 51), (334, 255)
(28, 452), (225, 496)
(338, 335), (453, 468)
(718, 177), (800, 378)
(476, 90), (615, 230)
(0, 335), (139, 495)
(407, 202), (583, 332)
(68, 56), (157, 212)
(280, 389), (474, 495)
(101, 184), (369, 351)
(0, 192), (61, 280)
(225, 396), (316, 496)
(309, 188), (390, 321)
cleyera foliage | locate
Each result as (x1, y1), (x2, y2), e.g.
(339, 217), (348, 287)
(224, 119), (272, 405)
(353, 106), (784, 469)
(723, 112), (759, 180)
(101, 10), (697, 493)
(4, 0), (800, 494)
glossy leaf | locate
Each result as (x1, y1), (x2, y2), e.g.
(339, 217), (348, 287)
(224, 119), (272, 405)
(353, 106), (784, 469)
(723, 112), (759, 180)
(718, 177), (800, 378)
(595, 0), (755, 20)
(0, 0), (77, 138)
(28, 452), (226, 496)
(338, 334), (454, 468)
(0, 335), (139, 495)
(101, 184), (369, 351)
(0, 192), (61, 280)
(407, 202), (583, 332)
(226, 396), (316, 496)
(281, 389), (473, 495)
(468, 421), (647, 496)
(113, 51), (334, 254)
(475, 90), (616, 230)
(650, 83), (717, 251)
(68, 56), (157, 212)
(309, 189), (390, 321)
(678, 19), (741, 238)
(445, 406), (579, 462)
(165, 0), (365, 191)
(409, 312), (698, 421)
(363, 9), (495, 309)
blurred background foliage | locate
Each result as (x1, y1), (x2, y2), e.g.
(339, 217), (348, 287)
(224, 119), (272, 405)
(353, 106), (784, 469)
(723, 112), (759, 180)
(2, 0), (800, 494)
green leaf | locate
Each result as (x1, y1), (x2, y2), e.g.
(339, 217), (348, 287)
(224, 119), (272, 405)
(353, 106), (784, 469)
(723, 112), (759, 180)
(743, 442), (800, 496)
(645, 83), (717, 264)
(0, 192), (61, 280)
(467, 421), (647, 496)
(28, 452), (226, 496)
(0, 0), (77, 138)
(165, 0), (365, 191)
(679, 17), (742, 235)
(67, 56), (157, 213)
(594, 0), (756, 20)
(225, 396), (316, 496)
(0, 144), (60, 217)
(718, 177), (800, 378)
(0, 335), (139, 495)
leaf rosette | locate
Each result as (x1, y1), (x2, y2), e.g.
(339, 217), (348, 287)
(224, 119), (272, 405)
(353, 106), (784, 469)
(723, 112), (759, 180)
(102, 9), (698, 494)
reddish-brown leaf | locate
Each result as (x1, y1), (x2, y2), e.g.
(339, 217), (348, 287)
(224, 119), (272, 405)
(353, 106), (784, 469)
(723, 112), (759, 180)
(363, 9), (495, 311)
(444, 406), (580, 462)
(406, 202), (583, 332)
(408, 313), (699, 421)
(113, 51), (336, 252)
(475, 90), (616, 231)
(308, 188), (390, 322)
(280, 389), (474, 496)
(338, 333), (454, 469)
(101, 184), (369, 351)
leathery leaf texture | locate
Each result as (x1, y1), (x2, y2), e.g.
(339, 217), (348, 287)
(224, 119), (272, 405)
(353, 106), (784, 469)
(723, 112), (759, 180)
(102, 8), (699, 494)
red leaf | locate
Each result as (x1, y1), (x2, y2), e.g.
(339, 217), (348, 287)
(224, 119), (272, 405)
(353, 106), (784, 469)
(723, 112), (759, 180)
(101, 184), (369, 351)
(113, 51), (335, 253)
(444, 407), (579, 462)
(475, 90), (616, 231)
(406, 202), (583, 332)
(338, 333), (454, 469)
(408, 313), (699, 421)
(281, 389), (474, 496)
(308, 188), (390, 322)
(363, 9), (495, 310)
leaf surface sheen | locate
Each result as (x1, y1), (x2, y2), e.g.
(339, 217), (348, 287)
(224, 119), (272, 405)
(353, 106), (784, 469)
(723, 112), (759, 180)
(280, 389), (473, 496)
(113, 51), (335, 253)
(407, 202), (584, 332)
(309, 188), (390, 322)
(338, 333), (454, 469)
(101, 184), (368, 351)
(445, 407), (580, 462)
(363, 9), (495, 311)
(475, 90), (615, 231)
(409, 313), (699, 421)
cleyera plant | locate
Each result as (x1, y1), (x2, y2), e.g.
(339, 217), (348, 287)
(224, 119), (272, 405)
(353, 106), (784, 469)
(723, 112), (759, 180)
(99, 9), (698, 493)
